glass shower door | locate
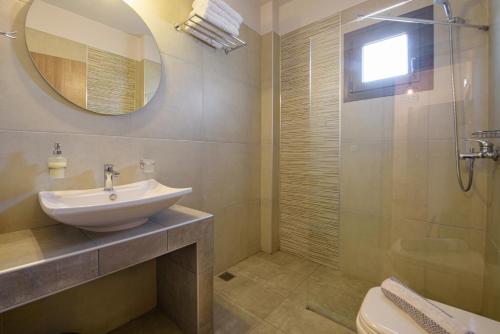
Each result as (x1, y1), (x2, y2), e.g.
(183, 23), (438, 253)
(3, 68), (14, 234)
(301, 0), (491, 331)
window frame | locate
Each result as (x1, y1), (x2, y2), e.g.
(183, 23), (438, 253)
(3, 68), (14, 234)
(343, 6), (434, 102)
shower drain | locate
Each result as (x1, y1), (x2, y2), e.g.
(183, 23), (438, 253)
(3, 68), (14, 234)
(218, 272), (236, 282)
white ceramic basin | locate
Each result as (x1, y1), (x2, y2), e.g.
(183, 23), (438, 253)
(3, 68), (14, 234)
(39, 179), (192, 232)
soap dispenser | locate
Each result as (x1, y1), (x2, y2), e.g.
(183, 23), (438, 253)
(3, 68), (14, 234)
(48, 143), (67, 179)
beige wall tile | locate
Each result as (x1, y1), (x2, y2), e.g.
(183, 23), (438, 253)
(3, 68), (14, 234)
(482, 239), (500, 319)
(428, 140), (487, 230)
(201, 142), (260, 211)
(339, 210), (390, 284)
(0, 130), (206, 233)
(246, 27), (262, 87)
(202, 72), (260, 144)
(0, 0), (262, 329)
(128, 0), (203, 67)
(341, 99), (386, 142)
(390, 140), (430, 222)
(202, 25), (259, 85)
(0, 3), (260, 264)
(213, 201), (260, 273)
(125, 54), (204, 141)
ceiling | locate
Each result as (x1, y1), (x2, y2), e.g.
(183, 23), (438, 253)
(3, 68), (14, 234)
(260, 0), (357, 7)
(260, 0), (292, 5)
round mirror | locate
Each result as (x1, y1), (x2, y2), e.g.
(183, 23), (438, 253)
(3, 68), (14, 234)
(25, 0), (162, 115)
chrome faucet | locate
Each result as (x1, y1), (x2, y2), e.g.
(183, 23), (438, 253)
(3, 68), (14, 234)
(104, 164), (120, 191)
(460, 139), (499, 161)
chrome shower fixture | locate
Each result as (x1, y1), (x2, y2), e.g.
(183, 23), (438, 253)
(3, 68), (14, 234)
(460, 139), (499, 162)
(0, 31), (16, 39)
(434, 0), (453, 21)
(356, 0), (489, 31)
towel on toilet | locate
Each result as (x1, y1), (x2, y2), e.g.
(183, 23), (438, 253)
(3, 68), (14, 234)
(190, 0), (241, 36)
(381, 277), (475, 334)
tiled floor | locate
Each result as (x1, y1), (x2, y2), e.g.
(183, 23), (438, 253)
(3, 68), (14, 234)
(214, 251), (359, 334)
(109, 309), (183, 334)
(113, 251), (369, 333)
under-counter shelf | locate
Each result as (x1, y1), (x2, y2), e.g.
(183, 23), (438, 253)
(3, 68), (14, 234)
(175, 14), (246, 55)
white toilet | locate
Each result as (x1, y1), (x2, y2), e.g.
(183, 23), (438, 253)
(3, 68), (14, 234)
(357, 287), (500, 334)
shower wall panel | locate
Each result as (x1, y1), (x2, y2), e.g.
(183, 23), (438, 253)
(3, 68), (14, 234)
(279, 15), (341, 268)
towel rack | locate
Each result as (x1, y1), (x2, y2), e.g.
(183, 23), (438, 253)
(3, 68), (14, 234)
(472, 130), (500, 139)
(1, 31), (16, 39)
(175, 14), (246, 55)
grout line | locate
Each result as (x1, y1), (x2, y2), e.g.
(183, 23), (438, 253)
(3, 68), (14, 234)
(258, 320), (288, 334)
(340, 208), (487, 232)
(217, 252), (354, 333)
(217, 295), (278, 333)
(0, 128), (262, 146)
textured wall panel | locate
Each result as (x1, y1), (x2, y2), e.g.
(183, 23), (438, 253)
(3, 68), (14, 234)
(280, 15), (341, 268)
(87, 47), (137, 115)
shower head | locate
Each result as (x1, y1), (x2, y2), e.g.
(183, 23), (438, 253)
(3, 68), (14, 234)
(434, 0), (454, 21)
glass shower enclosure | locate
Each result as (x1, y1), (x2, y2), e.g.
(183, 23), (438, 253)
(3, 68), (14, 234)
(279, 0), (494, 331)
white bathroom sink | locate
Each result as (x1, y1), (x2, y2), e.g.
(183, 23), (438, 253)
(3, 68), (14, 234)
(39, 179), (192, 232)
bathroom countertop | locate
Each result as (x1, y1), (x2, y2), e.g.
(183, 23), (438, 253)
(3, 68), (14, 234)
(0, 205), (214, 332)
(0, 205), (212, 276)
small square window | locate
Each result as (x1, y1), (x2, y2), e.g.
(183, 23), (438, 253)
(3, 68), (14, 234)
(343, 6), (434, 102)
(362, 34), (409, 83)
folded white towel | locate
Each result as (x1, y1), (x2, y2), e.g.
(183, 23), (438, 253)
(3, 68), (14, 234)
(193, 0), (243, 25)
(381, 277), (475, 334)
(193, 0), (241, 28)
(190, 6), (239, 36)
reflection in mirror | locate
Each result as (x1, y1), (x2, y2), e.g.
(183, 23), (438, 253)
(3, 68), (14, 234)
(25, 0), (162, 115)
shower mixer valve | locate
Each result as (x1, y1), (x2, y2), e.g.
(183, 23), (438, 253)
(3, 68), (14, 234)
(460, 139), (499, 161)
